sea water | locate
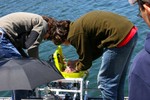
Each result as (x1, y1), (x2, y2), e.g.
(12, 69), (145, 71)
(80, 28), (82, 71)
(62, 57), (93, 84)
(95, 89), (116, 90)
(0, 0), (149, 97)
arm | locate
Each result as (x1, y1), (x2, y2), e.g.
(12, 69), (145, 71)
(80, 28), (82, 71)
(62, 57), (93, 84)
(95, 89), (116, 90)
(64, 33), (93, 72)
(27, 19), (48, 58)
(24, 31), (39, 49)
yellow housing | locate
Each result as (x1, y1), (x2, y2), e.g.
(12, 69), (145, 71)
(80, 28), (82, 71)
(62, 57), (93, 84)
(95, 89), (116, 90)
(53, 46), (88, 78)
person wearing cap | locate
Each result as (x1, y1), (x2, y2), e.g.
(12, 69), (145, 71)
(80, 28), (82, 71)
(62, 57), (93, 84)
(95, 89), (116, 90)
(128, 0), (150, 100)
(50, 10), (138, 100)
(0, 12), (57, 100)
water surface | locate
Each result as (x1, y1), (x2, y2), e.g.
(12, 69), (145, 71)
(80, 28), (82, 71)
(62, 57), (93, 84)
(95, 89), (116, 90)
(0, 0), (149, 97)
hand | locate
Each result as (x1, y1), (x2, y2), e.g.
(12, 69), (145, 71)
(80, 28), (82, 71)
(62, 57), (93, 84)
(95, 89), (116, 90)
(64, 66), (76, 73)
(63, 60), (78, 73)
(67, 60), (78, 67)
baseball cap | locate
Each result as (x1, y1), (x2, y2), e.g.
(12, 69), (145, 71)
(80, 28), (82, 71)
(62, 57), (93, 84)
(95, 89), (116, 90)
(128, 0), (150, 5)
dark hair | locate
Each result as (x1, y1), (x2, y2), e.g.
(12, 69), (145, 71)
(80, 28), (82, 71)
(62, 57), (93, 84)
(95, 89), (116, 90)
(137, 0), (145, 10)
(42, 16), (57, 40)
(52, 20), (71, 45)
(137, 0), (150, 10)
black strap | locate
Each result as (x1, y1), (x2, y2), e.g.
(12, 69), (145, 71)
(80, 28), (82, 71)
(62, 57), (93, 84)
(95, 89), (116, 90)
(4, 33), (28, 58)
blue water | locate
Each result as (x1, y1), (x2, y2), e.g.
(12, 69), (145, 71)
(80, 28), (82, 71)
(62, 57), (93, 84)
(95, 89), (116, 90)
(0, 0), (149, 97)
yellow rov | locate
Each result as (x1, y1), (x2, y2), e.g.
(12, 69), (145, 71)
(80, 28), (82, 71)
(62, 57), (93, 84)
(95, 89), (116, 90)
(53, 45), (88, 78)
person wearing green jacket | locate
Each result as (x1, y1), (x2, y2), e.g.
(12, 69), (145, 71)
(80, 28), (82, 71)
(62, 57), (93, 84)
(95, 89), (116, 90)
(49, 10), (138, 100)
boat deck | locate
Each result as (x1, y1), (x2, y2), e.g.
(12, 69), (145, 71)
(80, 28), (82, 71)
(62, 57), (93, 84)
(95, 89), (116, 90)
(0, 78), (129, 100)
(0, 97), (129, 100)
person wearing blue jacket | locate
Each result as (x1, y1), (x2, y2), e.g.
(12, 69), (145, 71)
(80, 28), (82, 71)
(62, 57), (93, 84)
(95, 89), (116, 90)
(128, 0), (150, 100)
(129, 33), (150, 100)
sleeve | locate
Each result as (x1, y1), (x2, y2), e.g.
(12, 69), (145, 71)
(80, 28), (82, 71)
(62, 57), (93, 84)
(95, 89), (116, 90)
(31, 17), (48, 34)
(69, 33), (93, 71)
(92, 47), (103, 60)
(27, 46), (39, 58)
(27, 18), (48, 58)
(24, 31), (39, 49)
